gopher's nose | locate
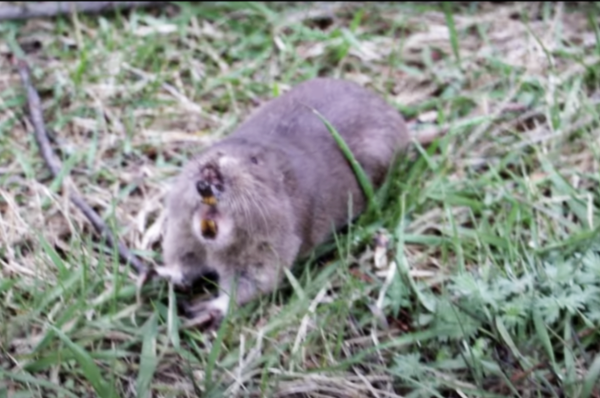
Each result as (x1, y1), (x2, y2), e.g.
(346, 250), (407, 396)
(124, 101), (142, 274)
(196, 180), (212, 198)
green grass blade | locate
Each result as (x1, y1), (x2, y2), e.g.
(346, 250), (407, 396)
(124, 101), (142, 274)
(0, 370), (79, 398)
(581, 353), (600, 398)
(283, 267), (306, 302)
(136, 314), (159, 398)
(205, 291), (234, 394)
(49, 325), (119, 398)
(44, 151), (81, 205)
(495, 317), (522, 363)
(307, 106), (379, 216)
(442, 2), (461, 67)
(167, 282), (181, 350)
(36, 232), (68, 279)
(532, 307), (557, 371)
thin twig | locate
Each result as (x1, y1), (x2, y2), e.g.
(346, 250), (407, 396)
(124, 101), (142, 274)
(13, 56), (147, 275)
(0, 2), (167, 22)
(408, 102), (536, 146)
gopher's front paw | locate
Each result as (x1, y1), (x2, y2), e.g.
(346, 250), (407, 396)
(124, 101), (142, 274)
(153, 265), (190, 289)
(181, 294), (230, 330)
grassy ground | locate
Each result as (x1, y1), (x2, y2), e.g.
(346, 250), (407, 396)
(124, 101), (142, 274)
(1, 2), (600, 397)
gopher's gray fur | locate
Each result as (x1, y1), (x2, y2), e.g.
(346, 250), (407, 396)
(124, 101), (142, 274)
(157, 77), (410, 325)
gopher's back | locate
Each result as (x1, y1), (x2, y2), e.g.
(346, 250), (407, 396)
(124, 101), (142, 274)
(230, 78), (410, 255)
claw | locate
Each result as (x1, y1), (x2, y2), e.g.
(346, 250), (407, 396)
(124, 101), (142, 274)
(153, 266), (185, 286)
(180, 294), (229, 330)
(182, 311), (217, 330)
(136, 268), (158, 306)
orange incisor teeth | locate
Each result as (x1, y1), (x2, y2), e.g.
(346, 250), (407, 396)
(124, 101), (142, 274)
(201, 195), (217, 206)
(201, 219), (218, 238)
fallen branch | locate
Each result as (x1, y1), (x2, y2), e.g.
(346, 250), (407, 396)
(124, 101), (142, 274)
(13, 56), (147, 275)
(0, 1), (167, 22)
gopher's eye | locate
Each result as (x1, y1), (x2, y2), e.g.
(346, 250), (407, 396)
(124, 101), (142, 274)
(250, 156), (259, 165)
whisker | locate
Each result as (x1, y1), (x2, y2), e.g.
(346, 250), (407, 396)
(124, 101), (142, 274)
(247, 190), (270, 233)
(234, 190), (253, 231)
(246, 182), (275, 233)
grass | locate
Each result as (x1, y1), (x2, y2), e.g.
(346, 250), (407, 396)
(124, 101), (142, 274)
(1, 1), (600, 397)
